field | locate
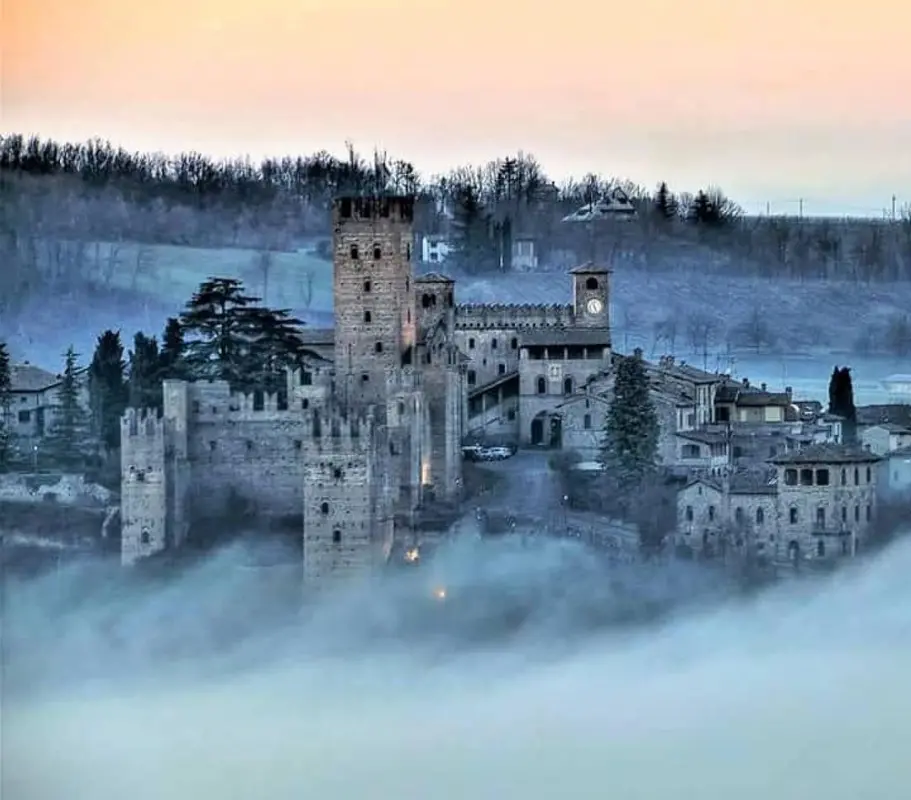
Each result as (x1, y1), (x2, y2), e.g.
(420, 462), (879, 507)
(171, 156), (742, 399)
(88, 240), (335, 311)
(5, 239), (910, 407)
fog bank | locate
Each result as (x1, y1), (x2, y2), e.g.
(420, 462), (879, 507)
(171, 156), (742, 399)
(4, 534), (911, 799)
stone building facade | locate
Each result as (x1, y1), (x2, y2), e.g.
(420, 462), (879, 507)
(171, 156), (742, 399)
(675, 443), (883, 563)
(121, 196), (464, 585)
(120, 197), (618, 581)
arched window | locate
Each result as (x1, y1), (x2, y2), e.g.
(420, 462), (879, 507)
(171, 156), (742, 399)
(140, 529), (151, 545)
(583, 413), (591, 429)
(332, 529), (342, 543)
(350, 244), (359, 260)
(333, 467), (342, 480)
(363, 280), (371, 292)
(536, 376), (546, 394)
(511, 337), (518, 349)
(320, 502), (329, 515)
(685, 505), (693, 521)
(756, 507), (764, 525)
(563, 376), (573, 395)
(789, 506), (798, 524)
(373, 244), (382, 259)
(585, 277), (599, 290)
(375, 342), (383, 353)
(817, 539), (825, 557)
(364, 310), (371, 323)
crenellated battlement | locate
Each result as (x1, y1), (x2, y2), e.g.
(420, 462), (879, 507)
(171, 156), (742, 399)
(121, 407), (166, 439)
(182, 379), (303, 423)
(304, 404), (376, 454)
(455, 303), (575, 329)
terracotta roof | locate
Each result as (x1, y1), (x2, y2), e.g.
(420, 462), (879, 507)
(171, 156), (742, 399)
(856, 404), (911, 428)
(569, 262), (613, 275)
(736, 390), (792, 408)
(769, 443), (882, 465)
(520, 328), (612, 347)
(650, 361), (720, 384)
(11, 363), (63, 392)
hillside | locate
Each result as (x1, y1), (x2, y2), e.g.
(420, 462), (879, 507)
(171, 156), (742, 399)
(4, 237), (910, 386)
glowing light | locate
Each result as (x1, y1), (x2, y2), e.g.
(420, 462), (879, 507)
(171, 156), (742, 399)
(421, 460), (431, 486)
(433, 587), (447, 601)
(404, 547), (420, 563)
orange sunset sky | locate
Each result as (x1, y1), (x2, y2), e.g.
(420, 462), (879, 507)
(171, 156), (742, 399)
(3, 0), (909, 216)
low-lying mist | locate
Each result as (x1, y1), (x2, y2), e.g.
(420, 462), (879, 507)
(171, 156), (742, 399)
(5, 532), (911, 799)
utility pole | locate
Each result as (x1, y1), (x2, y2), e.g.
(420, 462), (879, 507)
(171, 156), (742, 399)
(798, 198), (803, 219)
(892, 194), (897, 221)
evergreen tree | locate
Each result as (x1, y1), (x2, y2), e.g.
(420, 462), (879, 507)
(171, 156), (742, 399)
(653, 181), (678, 221)
(827, 365), (857, 442)
(128, 333), (162, 410)
(88, 330), (128, 452)
(179, 277), (260, 385)
(159, 316), (187, 380)
(601, 348), (659, 490)
(0, 340), (12, 471)
(44, 346), (92, 470)
(180, 277), (306, 391)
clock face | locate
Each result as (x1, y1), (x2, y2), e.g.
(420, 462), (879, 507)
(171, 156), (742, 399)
(586, 297), (604, 315)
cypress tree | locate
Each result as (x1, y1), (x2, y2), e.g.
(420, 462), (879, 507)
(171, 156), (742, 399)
(0, 341), (12, 471)
(601, 348), (659, 491)
(88, 330), (128, 453)
(127, 332), (162, 410)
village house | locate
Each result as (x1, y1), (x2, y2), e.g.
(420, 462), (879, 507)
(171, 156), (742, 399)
(8, 361), (90, 445)
(676, 443), (883, 565)
(860, 422), (911, 455)
(878, 445), (911, 497)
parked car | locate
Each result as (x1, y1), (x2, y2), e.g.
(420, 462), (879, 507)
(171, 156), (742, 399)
(462, 444), (516, 462)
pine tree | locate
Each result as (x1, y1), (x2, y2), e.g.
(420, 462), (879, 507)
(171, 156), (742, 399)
(654, 181), (678, 221)
(88, 330), (128, 452)
(44, 346), (92, 470)
(127, 333), (162, 410)
(0, 340), (12, 471)
(601, 348), (659, 491)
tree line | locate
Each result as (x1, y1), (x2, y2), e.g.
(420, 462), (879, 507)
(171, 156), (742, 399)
(3, 132), (911, 301)
(0, 278), (307, 476)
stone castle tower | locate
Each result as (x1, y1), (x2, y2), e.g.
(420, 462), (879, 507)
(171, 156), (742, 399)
(119, 194), (467, 583)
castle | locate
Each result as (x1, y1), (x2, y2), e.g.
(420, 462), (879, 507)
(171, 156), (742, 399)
(120, 195), (613, 584)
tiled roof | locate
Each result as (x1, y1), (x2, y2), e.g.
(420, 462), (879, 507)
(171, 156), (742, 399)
(568, 262), (613, 275)
(10, 363), (63, 392)
(856, 404), (911, 428)
(414, 272), (454, 283)
(769, 443), (882, 465)
(520, 328), (611, 347)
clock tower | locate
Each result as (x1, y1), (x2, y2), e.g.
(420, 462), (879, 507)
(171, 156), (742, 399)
(570, 263), (611, 329)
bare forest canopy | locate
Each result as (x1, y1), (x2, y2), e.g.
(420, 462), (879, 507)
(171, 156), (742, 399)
(2, 132), (911, 320)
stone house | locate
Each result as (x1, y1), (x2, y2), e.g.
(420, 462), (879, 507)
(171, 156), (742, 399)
(878, 445), (911, 497)
(675, 443), (883, 564)
(771, 444), (881, 561)
(860, 422), (911, 455)
(675, 473), (778, 559)
(8, 362), (90, 444)
(714, 379), (796, 424)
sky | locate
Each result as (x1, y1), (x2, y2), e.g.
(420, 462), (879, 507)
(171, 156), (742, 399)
(4, 0), (909, 216)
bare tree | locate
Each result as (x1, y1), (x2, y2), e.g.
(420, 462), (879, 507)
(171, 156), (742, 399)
(730, 306), (777, 353)
(685, 311), (717, 364)
(299, 269), (315, 309)
(250, 249), (274, 304)
(650, 314), (679, 356)
(132, 245), (155, 291)
(102, 243), (123, 287)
